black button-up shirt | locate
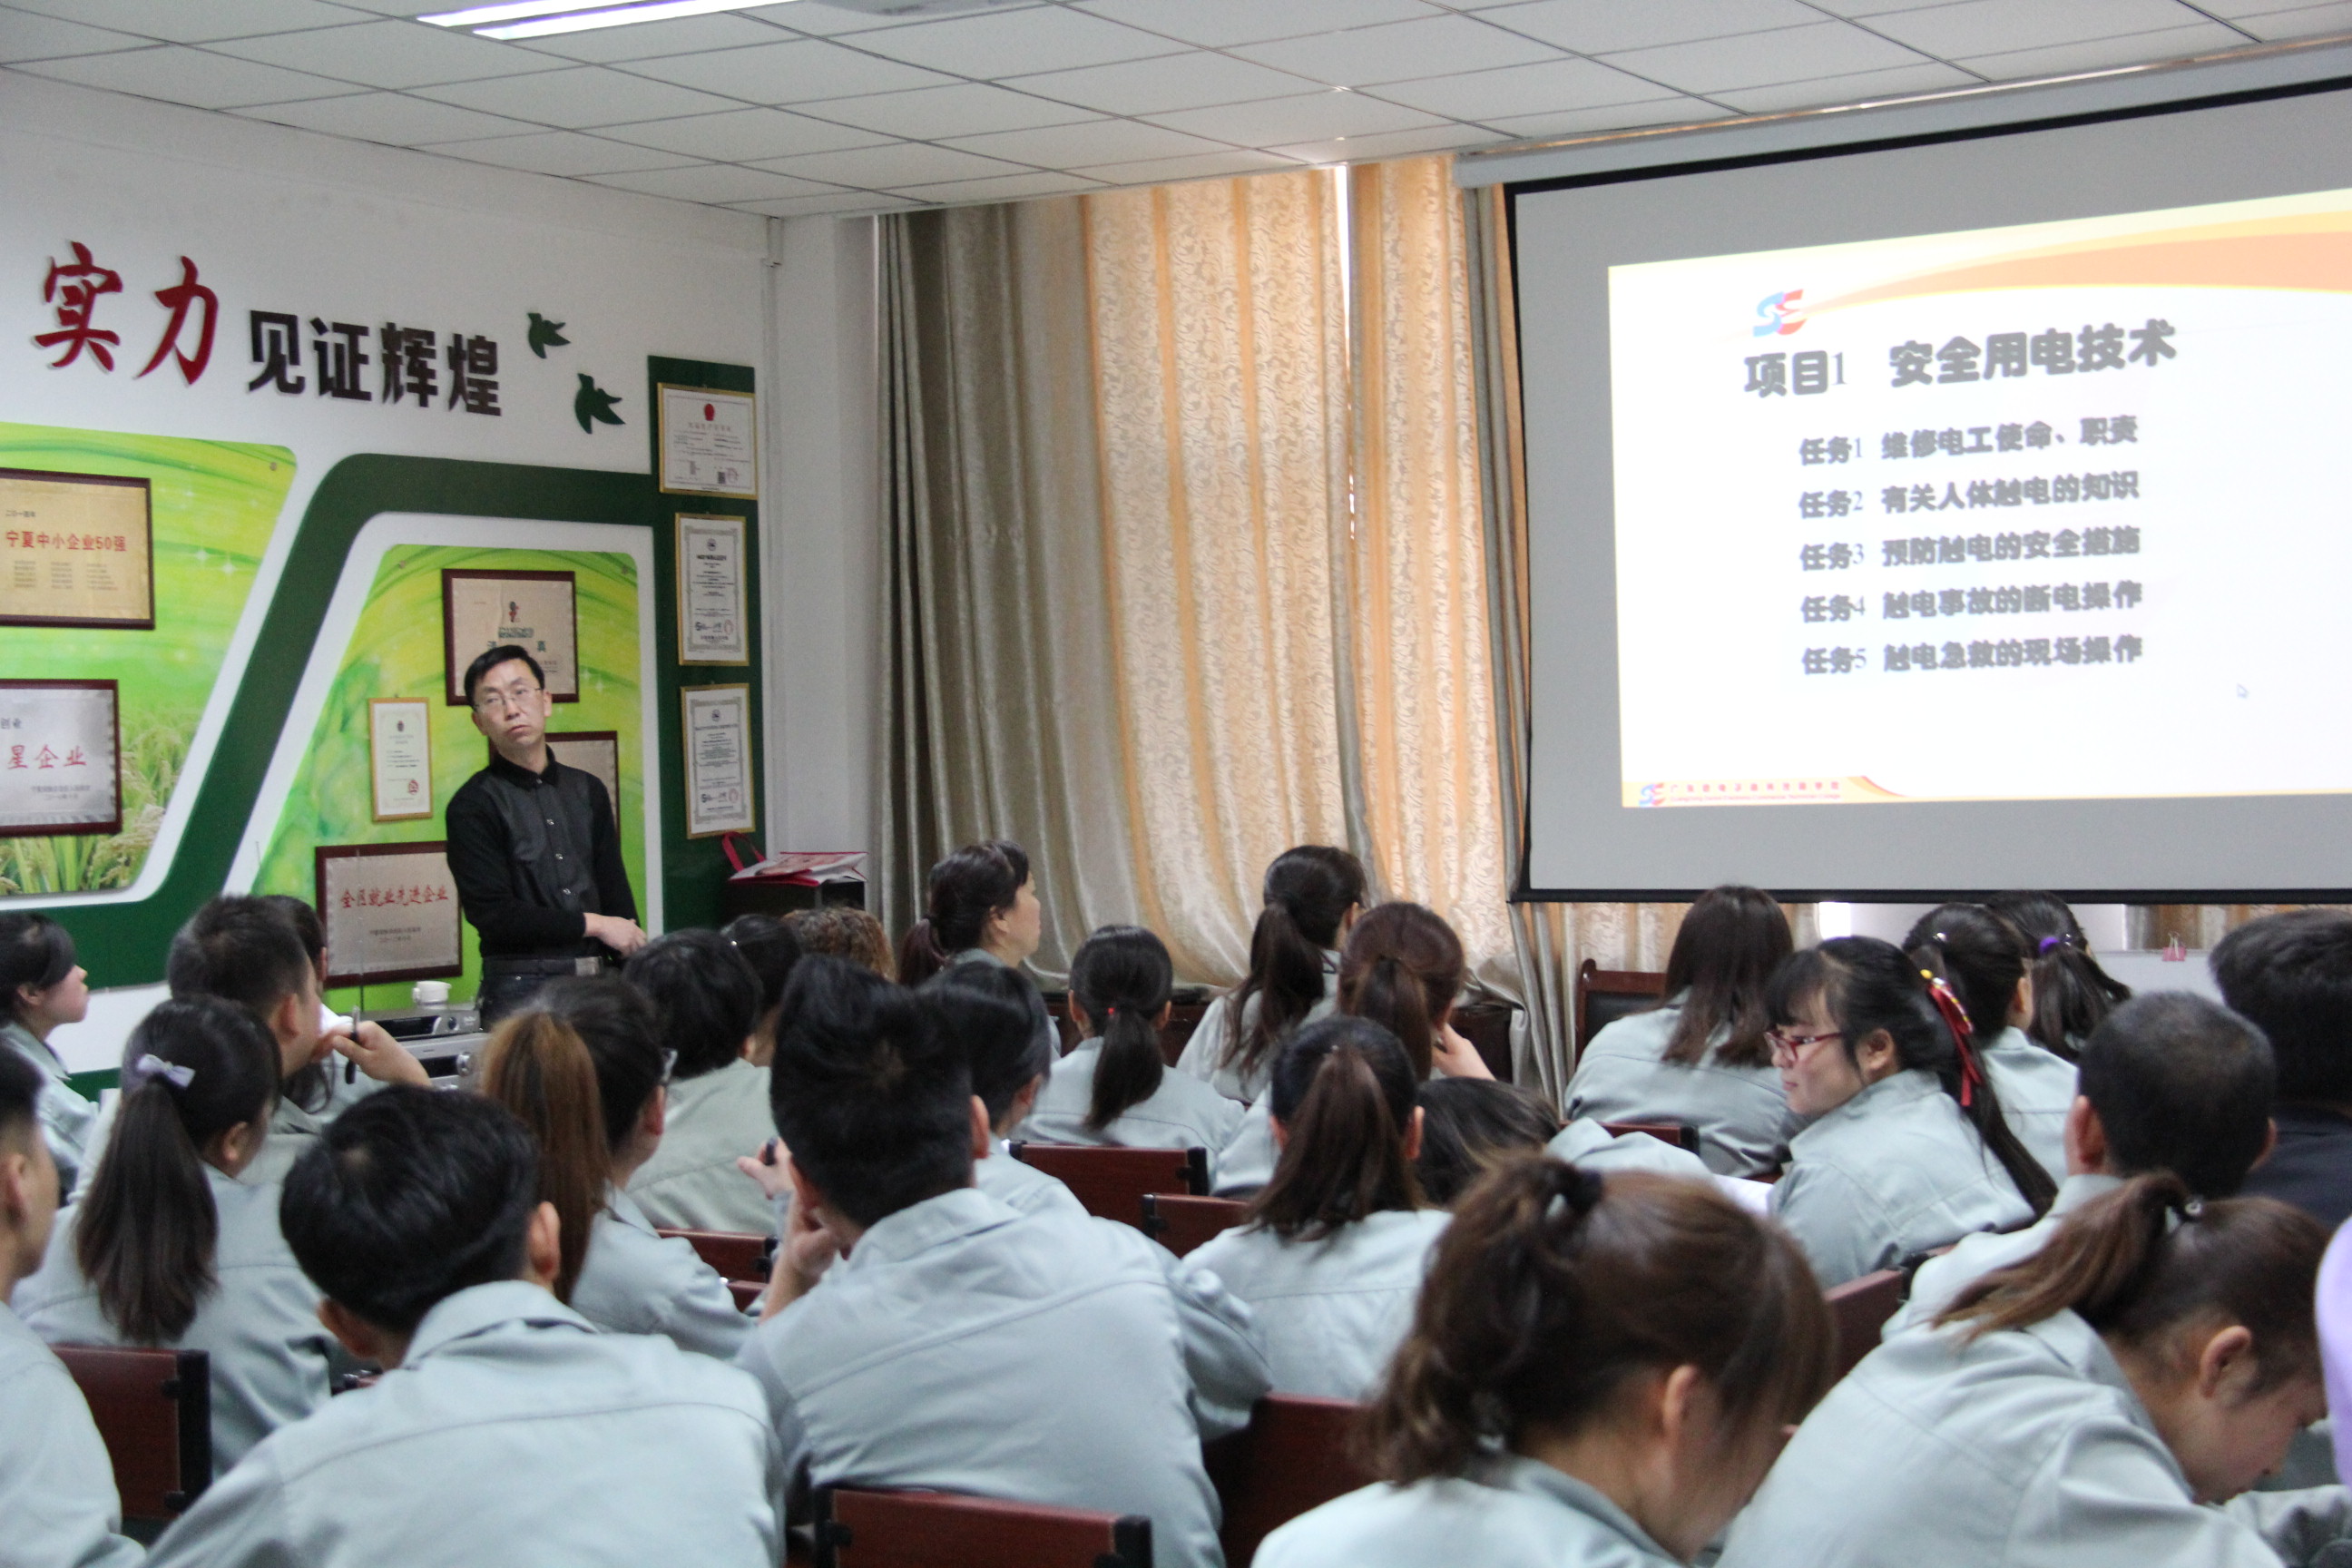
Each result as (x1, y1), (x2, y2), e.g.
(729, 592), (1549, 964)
(445, 753), (636, 958)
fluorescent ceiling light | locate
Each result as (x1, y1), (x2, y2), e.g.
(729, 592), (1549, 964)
(416, 0), (583, 25)
(474, 0), (789, 36)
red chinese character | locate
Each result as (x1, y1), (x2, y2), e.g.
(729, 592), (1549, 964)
(340, 891), (353, 909)
(33, 746), (56, 769)
(5, 746), (21, 769)
(63, 747), (85, 767)
(136, 256), (217, 384)
(112, 535), (125, 551)
(36, 241), (122, 370)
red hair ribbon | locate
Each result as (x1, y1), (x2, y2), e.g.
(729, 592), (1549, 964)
(1921, 969), (1984, 1108)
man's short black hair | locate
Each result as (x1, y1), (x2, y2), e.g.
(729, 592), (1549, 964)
(462, 644), (545, 707)
(167, 895), (314, 1022)
(2080, 992), (2274, 1197)
(279, 1087), (543, 1334)
(624, 929), (764, 1081)
(2211, 909), (2352, 1104)
(0, 1044), (42, 1142)
(922, 964), (1051, 1124)
(721, 914), (803, 1019)
(769, 956), (971, 1228)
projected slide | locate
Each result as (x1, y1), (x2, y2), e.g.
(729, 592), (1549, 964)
(1612, 186), (2352, 808)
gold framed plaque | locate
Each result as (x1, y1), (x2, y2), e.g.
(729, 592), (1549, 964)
(442, 569), (578, 706)
(0, 468), (153, 629)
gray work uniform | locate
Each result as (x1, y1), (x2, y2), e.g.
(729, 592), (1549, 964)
(17, 1165), (334, 1476)
(1183, 1208), (1449, 1400)
(975, 1142), (1089, 1220)
(0, 1299), (142, 1568)
(3, 1019), (99, 1200)
(142, 1280), (782, 1568)
(1720, 1309), (2345, 1568)
(733, 1186), (1269, 1568)
(625, 1059), (776, 1235)
(1546, 1118), (1714, 1179)
(240, 1072), (380, 1189)
(942, 949), (1059, 1064)
(1259, 1452), (1680, 1568)
(1021, 1041), (1247, 1168)
(1175, 953), (1342, 1105)
(1886, 1172), (2123, 1338)
(1978, 1026), (2079, 1190)
(1560, 1003), (1799, 1177)
(570, 1185), (752, 1360)
(1769, 1069), (2034, 1287)
(1212, 1098), (1280, 1197)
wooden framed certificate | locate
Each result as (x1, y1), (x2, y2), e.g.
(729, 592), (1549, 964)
(676, 513), (749, 665)
(315, 842), (464, 986)
(0, 468), (153, 629)
(547, 730), (622, 822)
(0, 680), (121, 837)
(681, 683), (755, 838)
(442, 569), (578, 705)
(658, 386), (758, 498)
(368, 699), (434, 822)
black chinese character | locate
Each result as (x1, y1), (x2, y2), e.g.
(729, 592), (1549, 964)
(2081, 416), (2107, 446)
(2127, 318), (2176, 367)
(247, 310), (304, 394)
(446, 333), (501, 416)
(2109, 415), (2138, 443)
(1883, 591), (1910, 618)
(2078, 322), (2126, 371)
(2116, 633), (2143, 662)
(1792, 349), (1828, 394)
(1996, 422), (2024, 453)
(1986, 332), (2027, 377)
(1890, 341), (1934, 387)
(1747, 353), (1789, 397)
(1936, 337), (1982, 384)
(1882, 432), (1909, 460)
(1882, 486), (1908, 515)
(1911, 429), (1937, 458)
(1800, 436), (1827, 465)
(378, 324), (438, 407)
(1828, 436), (1853, 463)
(309, 318), (371, 402)
(1886, 643), (1913, 671)
(2029, 328), (2075, 375)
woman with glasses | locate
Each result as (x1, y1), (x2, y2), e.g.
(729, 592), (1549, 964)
(475, 977), (750, 1359)
(1763, 937), (2055, 1287)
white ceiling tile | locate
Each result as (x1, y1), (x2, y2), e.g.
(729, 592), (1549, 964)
(426, 128), (701, 175)
(2230, 0), (2352, 37)
(1006, 50), (1318, 114)
(1071, 148), (1306, 182)
(1951, 20), (2251, 76)
(1473, 0), (1826, 54)
(730, 192), (922, 217)
(795, 81), (1095, 139)
(1710, 59), (1981, 113)
(753, 140), (1033, 186)
(1598, 22), (1931, 94)
(1073, 0), (1443, 48)
(414, 64), (740, 126)
(888, 169), (1104, 202)
(585, 162), (846, 201)
(1798, 0), (1991, 14)
(1269, 122), (1501, 162)
(208, 20), (566, 89)
(1234, 14), (1562, 87)
(510, 13), (791, 64)
(234, 89), (538, 142)
(4, 0), (368, 42)
(0, 9), (147, 62)
(1371, 56), (1683, 121)
(598, 105), (889, 160)
(1862, 0), (2226, 58)
(841, 7), (1186, 77)
(1481, 97), (1724, 139)
(737, 1), (995, 35)
(623, 36), (953, 102)
(16, 44), (366, 108)
(1146, 89), (1450, 144)
(945, 117), (1230, 166)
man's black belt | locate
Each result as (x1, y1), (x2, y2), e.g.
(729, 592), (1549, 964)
(481, 955), (610, 977)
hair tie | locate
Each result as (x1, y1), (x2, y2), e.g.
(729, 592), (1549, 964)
(1545, 1165), (1605, 1222)
(2037, 934), (2072, 955)
(1920, 970), (1984, 1108)
(131, 1054), (194, 1090)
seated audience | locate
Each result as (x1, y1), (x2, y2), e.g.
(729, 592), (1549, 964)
(1259, 1157), (1833, 1568)
(18, 999), (334, 1475)
(0, 1045), (142, 1568)
(622, 930), (776, 1233)
(1184, 1017), (1449, 1400)
(258, 895), (332, 1030)
(896, 838), (1044, 987)
(143, 1088), (780, 1568)
(1412, 1078), (1557, 1207)
(721, 913), (805, 1064)
(1985, 891), (2132, 1061)
(2214, 909), (2352, 1227)
(733, 957), (1269, 1568)
(921, 965), (1086, 1221)
(1906, 904), (2078, 1186)
(1892, 991), (2276, 1333)
(1023, 925), (1243, 1161)
(1723, 1178), (2337, 1568)
(476, 979), (749, 1358)
(0, 912), (99, 1200)
(782, 906), (893, 980)
(1561, 885), (1798, 1176)
(1177, 846), (1366, 1104)
(1764, 936), (2050, 1286)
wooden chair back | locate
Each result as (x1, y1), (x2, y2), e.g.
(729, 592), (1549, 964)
(54, 1345), (211, 1520)
(1597, 1121), (1702, 1156)
(659, 1228), (770, 1281)
(1573, 960), (1667, 1054)
(1007, 1143), (1209, 1229)
(812, 1486), (1152, 1568)
(1140, 1193), (1249, 1256)
(1206, 1395), (1370, 1568)
(1825, 1269), (1907, 1380)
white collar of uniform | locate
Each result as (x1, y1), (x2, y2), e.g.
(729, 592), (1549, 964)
(2016, 1308), (2168, 1445)
(603, 1183), (655, 1234)
(1475, 1451), (1675, 1561)
(840, 1186), (1022, 1273)
(2050, 1171), (2127, 1216)
(402, 1279), (599, 1366)
(946, 948), (1007, 969)
(1830, 1066), (1944, 1122)
(0, 1018), (69, 1078)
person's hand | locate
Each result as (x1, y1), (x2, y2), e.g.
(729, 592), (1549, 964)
(758, 1161), (838, 1321)
(736, 1138), (794, 1203)
(1431, 1021), (1495, 1080)
(583, 913), (647, 956)
(328, 1021), (433, 1088)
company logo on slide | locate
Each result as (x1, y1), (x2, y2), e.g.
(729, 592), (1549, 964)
(1752, 289), (1806, 337)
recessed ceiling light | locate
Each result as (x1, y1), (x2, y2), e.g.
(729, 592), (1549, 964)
(430, 0), (795, 36)
(417, 0), (583, 24)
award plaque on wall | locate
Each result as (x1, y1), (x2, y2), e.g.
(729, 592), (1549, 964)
(0, 469), (153, 629)
(315, 842), (464, 987)
(442, 569), (578, 705)
(0, 681), (122, 837)
(681, 683), (755, 838)
(676, 514), (749, 665)
(547, 730), (622, 824)
(368, 699), (434, 822)
(658, 386), (758, 498)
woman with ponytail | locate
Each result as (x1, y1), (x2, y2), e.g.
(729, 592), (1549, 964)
(17, 998), (334, 1475)
(1020, 926), (1242, 1164)
(1259, 1156), (1834, 1568)
(475, 976), (749, 1359)
(1906, 904), (2079, 1187)
(895, 839), (1043, 989)
(1763, 936), (2053, 1286)
(1178, 846), (1367, 1103)
(0, 913), (98, 1198)
(1725, 1177), (2337, 1568)
(1183, 1017), (1449, 1399)
(1987, 890), (2134, 1061)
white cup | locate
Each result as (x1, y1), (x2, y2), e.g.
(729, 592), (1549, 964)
(413, 981), (451, 1007)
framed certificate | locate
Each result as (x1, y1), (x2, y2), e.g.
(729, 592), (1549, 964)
(658, 386), (758, 498)
(547, 730), (622, 822)
(315, 842), (464, 987)
(368, 699), (434, 822)
(0, 681), (121, 837)
(442, 569), (578, 705)
(0, 469), (153, 629)
(681, 684), (755, 838)
(676, 514), (749, 665)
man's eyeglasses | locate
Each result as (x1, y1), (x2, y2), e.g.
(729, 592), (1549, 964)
(473, 683), (544, 715)
(1766, 1027), (1843, 1064)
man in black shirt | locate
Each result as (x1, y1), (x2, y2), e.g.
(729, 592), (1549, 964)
(446, 644), (644, 1025)
(2212, 907), (2352, 1228)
